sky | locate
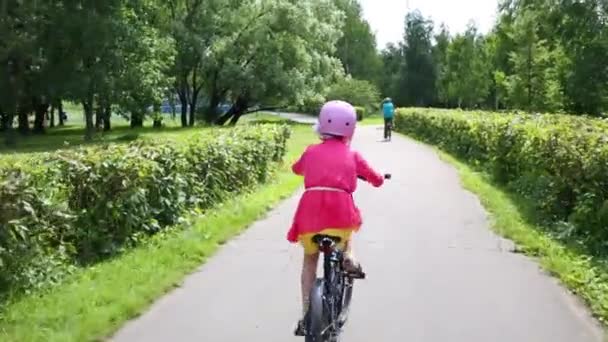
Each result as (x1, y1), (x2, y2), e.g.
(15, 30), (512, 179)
(359, 0), (499, 49)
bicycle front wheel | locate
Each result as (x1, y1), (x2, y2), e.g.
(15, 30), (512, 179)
(307, 279), (328, 342)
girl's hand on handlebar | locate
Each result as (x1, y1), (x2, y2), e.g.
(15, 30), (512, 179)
(357, 173), (392, 181)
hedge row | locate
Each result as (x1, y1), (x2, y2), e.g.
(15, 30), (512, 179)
(395, 108), (608, 251)
(0, 124), (291, 296)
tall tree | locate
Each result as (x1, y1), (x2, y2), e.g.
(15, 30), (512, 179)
(445, 24), (491, 108)
(553, 0), (608, 115)
(378, 43), (402, 99)
(333, 0), (382, 83)
(433, 24), (451, 107)
(165, 0), (220, 127)
(397, 10), (436, 106)
(209, 0), (344, 125)
(507, 8), (565, 112)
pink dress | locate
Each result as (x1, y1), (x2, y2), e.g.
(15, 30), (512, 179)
(287, 139), (384, 243)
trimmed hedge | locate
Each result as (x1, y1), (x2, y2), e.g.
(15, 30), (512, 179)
(0, 124), (290, 296)
(395, 108), (608, 251)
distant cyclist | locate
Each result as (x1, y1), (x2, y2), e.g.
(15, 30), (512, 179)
(381, 97), (394, 141)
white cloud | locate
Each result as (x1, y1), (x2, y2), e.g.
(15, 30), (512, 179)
(359, 0), (499, 49)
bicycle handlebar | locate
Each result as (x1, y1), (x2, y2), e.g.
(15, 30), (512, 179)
(357, 173), (391, 181)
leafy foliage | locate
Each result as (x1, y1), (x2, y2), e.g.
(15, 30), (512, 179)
(354, 106), (365, 121)
(395, 108), (608, 253)
(333, 0), (382, 83)
(0, 124), (290, 296)
(325, 78), (380, 112)
(379, 0), (608, 115)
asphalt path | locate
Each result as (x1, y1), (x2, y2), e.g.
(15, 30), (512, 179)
(112, 124), (604, 342)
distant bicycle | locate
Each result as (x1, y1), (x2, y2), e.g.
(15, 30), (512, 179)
(303, 174), (391, 342)
(385, 119), (392, 142)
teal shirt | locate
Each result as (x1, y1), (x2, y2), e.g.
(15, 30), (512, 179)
(382, 101), (395, 119)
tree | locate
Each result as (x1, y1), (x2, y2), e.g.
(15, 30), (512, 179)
(433, 24), (451, 107)
(553, 0), (608, 115)
(210, 0), (344, 125)
(113, 2), (175, 129)
(507, 9), (565, 112)
(378, 43), (402, 99)
(0, 0), (45, 139)
(326, 77), (380, 110)
(164, 0), (221, 127)
(333, 0), (382, 83)
(445, 24), (491, 108)
(397, 11), (436, 107)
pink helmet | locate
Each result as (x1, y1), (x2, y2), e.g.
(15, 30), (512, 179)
(317, 100), (357, 138)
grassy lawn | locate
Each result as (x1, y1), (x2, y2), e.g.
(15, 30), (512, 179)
(0, 123), (314, 342)
(360, 114), (384, 125)
(0, 111), (290, 157)
(429, 145), (608, 329)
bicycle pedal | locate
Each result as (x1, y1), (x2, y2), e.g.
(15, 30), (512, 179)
(348, 270), (366, 279)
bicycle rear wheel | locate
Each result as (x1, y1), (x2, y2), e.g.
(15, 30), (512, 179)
(306, 279), (327, 342)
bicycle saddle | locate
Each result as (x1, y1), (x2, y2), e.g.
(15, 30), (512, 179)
(311, 234), (342, 245)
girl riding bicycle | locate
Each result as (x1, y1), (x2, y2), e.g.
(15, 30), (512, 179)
(287, 100), (386, 335)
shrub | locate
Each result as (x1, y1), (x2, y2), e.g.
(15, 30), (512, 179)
(292, 95), (326, 115)
(0, 168), (74, 294)
(354, 106), (365, 121)
(326, 78), (380, 110)
(0, 124), (291, 295)
(395, 108), (608, 252)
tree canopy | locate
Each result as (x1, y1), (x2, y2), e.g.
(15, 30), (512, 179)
(379, 0), (608, 115)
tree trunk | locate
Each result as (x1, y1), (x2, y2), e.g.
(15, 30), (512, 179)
(206, 87), (225, 124)
(189, 92), (198, 127)
(177, 79), (189, 127)
(2, 109), (16, 147)
(18, 110), (29, 135)
(95, 106), (103, 130)
(58, 100), (65, 126)
(50, 105), (56, 128)
(103, 105), (111, 131)
(153, 119), (162, 128)
(33, 101), (47, 134)
(526, 43), (532, 111)
(180, 100), (188, 127)
(216, 96), (248, 125)
(188, 68), (201, 127)
(130, 113), (144, 128)
(83, 98), (95, 141)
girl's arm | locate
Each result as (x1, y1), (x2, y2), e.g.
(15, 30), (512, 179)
(292, 147), (309, 175)
(354, 151), (384, 187)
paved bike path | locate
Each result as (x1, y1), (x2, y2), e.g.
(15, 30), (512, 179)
(112, 126), (604, 342)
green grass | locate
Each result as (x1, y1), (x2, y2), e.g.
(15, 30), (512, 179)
(0, 124), (314, 342)
(360, 114), (384, 125)
(239, 112), (288, 123)
(0, 111), (291, 157)
(433, 147), (608, 329)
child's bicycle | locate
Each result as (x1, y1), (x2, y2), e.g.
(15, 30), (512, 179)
(302, 173), (391, 342)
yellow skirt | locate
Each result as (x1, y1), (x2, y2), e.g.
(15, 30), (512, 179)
(298, 228), (355, 255)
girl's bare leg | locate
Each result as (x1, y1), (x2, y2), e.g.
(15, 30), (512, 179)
(301, 252), (319, 317)
(343, 235), (360, 271)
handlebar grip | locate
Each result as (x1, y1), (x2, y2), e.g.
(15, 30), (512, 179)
(357, 174), (392, 181)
